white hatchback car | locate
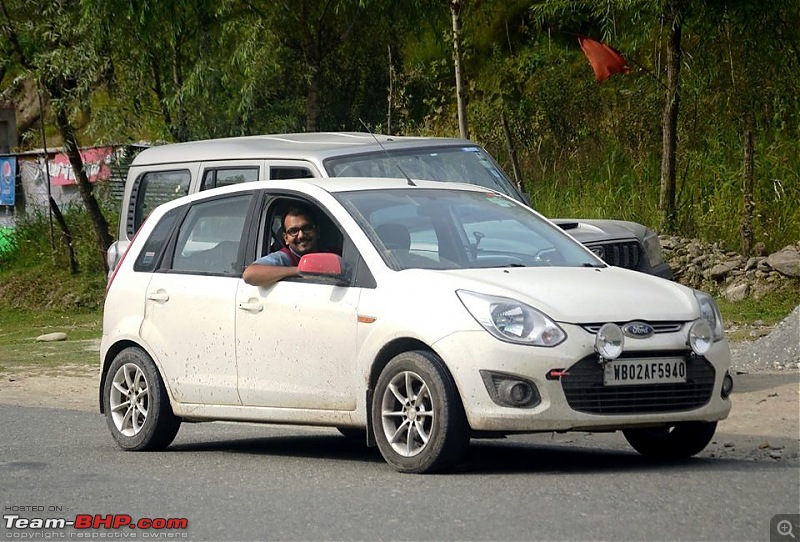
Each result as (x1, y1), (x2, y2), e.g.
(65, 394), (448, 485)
(101, 178), (733, 473)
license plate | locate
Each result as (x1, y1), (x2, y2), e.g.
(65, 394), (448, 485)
(603, 358), (687, 386)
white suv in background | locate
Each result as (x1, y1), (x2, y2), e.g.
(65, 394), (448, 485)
(107, 133), (672, 280)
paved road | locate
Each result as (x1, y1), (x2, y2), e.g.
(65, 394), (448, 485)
(1, 402), (797, 541)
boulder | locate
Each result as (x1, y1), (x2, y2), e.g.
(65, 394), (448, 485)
(767, 247), (800, 277)
(36, 332), (67, 342)
(724, 283), (749, 302)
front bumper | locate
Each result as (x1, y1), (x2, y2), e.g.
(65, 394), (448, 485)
(432, 324), (732, 433)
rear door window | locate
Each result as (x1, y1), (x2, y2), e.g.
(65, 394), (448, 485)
(170, 194), (254, 275)
(200, 167), (259, 190)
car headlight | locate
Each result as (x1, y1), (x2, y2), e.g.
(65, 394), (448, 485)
(687, 319), (713, 355)
(643, 229), (666, 268)
(456, 290), (566, 347)
(693, 290), (724, 342)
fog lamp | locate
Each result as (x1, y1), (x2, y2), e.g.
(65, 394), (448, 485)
(480, 371), (540, 409)
(688, 319), (713, 356)
(499, 380), (534, 406)
(721, 372), (734, 398)
(595, 323), (624, 361)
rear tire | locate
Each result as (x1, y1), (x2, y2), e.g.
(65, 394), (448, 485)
(103, 347), (181, 451)
(372, 350), (469, 473)
(623, 421), (717, 459)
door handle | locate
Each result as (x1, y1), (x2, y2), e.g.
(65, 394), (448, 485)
(147, 291), (169, 302)
(238, 301), (263, 313)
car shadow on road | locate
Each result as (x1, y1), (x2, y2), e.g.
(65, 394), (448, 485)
(166, 431), (791, 474)
(169, 433), (386, 465)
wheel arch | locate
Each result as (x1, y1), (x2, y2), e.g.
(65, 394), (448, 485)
(99, 340), (160, 413)
(366, 337), (466, 440)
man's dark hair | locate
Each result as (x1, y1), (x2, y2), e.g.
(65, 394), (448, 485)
(282, 203), (317, 229)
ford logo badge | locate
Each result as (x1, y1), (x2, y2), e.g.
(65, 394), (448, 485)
(622, 321), (654, 339)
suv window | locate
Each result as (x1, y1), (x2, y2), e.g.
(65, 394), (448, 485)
(324, 146), (520, 199)
(171, 195), (252, 275)
(201, 167), (259, 190)
(270, 166), (314, 180)
(130, 170), (191, 236)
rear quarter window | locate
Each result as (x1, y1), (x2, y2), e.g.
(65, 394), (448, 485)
(129, 170), (191, 237)
(133, 206), (184, 272)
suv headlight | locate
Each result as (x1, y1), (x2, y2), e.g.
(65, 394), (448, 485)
(643, 229), (666, 268)
(456, 290), (566, 347)
(693, 290), (724, 342)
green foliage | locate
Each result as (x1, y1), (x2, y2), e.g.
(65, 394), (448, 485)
(2, 0), (798, 252)
(717, 290), (800, 330)
(0, 206), (112, 310)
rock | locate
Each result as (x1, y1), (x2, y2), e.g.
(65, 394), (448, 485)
(767, 247), (800, 277)
(707, 262), (735, 280)
(36, 332), (67, 342)
(724, 283), (749, 302)
(744, 257), (758, 271)
(662, 236), (800, 301)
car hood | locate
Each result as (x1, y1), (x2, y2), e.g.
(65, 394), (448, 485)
(551, 218), (645, 244)
(429, 266), (697, 323)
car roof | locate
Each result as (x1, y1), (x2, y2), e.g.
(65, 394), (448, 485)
(131, 132), (477, 166)
(151, 177), (503, 214)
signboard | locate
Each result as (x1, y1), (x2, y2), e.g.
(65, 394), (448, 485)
(0, 156), (15, 206)
(49, 147), (114, 186)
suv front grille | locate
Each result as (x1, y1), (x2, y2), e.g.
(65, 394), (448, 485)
(589, 241), (641, 270)
(561, 353), (715, 415)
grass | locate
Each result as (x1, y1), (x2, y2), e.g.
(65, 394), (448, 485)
(717, 291), (800, 342)
(0, 309), (102, 374)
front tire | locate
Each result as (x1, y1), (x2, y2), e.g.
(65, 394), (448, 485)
(623, 421), (717, 459)
(103, 347), (181, 451)
(372, 351), (469, 473)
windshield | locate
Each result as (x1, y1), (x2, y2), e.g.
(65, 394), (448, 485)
(335, 188), (605, 271)
(324, 146), (524, 202)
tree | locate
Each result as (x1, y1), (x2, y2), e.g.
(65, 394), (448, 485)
(1, 0), (113, 272)
(450, 0), (469, 139)
(658, 0), (683, 233)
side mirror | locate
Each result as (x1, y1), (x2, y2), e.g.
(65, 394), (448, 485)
(298, 253), (344, 277)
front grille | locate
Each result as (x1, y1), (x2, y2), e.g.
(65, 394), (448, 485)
(581, 322), (684, 334)
(561, 353), (715, 415)
(589, 241), (641, 270)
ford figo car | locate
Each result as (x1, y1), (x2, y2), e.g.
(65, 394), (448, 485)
(101, 178), (731, 473)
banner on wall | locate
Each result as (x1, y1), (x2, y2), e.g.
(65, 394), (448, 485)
(49, 146), (115, 186)
(0, 156), (15, 206)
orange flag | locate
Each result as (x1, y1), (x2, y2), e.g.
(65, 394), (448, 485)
(578, 35), (630, 83)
